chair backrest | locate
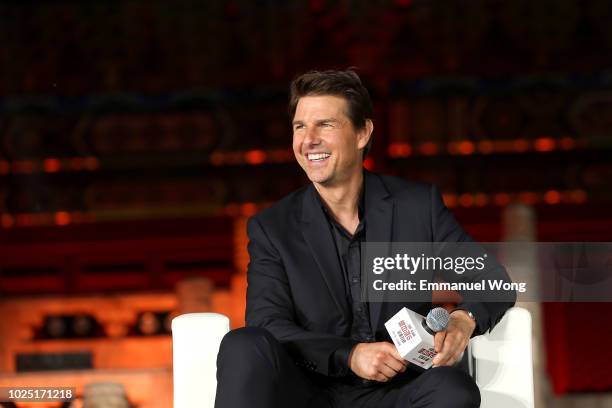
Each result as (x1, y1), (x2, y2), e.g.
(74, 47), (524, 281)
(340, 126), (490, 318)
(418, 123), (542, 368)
(172, 313), (230, 408)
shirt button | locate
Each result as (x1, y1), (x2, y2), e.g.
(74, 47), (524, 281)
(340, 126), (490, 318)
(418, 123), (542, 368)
(352, 278), (359, 283)
(357, 307), (363, 312)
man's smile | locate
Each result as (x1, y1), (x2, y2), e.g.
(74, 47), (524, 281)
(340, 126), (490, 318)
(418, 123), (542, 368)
(306, 152), (331, 164)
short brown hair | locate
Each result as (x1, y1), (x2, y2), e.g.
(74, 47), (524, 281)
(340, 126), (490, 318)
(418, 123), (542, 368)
(289, 69), (373, 158)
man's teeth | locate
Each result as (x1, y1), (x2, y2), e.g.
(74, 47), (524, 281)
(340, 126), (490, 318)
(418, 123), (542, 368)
(307, 153), (331, 161)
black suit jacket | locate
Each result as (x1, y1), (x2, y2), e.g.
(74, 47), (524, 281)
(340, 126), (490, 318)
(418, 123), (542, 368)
(245, 171), (515, 377)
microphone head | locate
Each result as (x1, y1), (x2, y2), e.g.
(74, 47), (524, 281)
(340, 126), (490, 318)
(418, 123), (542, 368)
(426, 307), (449, 332)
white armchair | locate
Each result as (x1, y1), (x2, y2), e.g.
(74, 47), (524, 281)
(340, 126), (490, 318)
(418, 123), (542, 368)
(470, 307), (534, 408)
(172, 307), (533, 408)
(172, 313), (230, 408)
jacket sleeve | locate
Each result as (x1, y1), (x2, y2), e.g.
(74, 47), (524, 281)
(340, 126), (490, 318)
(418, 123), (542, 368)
(430, 185), (517, 336)
(245, 216), (358, 376)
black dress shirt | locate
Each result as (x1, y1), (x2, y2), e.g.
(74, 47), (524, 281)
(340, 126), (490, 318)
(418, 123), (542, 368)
(316, 189), (374, 376)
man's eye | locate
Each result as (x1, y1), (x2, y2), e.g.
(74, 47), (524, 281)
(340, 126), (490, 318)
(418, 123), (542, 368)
(321, 123), (333, 128)
(294, 125), (304, 131)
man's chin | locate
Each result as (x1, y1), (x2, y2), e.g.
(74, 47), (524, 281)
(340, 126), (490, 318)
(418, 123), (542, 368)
(308, 177), (331, 185)
(306, 172), (332, 186)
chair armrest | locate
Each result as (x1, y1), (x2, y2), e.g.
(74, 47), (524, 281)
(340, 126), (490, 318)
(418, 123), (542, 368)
(172, 313), (230, 408)
(471, 307), (534, 408)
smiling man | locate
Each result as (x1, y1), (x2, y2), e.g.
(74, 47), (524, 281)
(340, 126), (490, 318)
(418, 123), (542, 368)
(214, 70), (515, 408)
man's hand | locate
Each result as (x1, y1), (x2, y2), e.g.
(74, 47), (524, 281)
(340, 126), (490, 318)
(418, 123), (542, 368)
(432, 310), (476, 367)
(348, 342), (407, 382)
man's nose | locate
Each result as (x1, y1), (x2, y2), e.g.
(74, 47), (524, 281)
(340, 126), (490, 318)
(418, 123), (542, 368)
(303, 127), (321, 146)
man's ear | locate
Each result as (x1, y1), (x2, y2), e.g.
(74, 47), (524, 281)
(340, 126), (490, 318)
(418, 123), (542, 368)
(357, 119), (374, 150)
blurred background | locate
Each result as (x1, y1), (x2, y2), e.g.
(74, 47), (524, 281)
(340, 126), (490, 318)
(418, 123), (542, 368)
(0, 0), (611, 407)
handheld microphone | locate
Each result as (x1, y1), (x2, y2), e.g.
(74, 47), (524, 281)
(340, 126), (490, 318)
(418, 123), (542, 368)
(385, 307), (449, 370)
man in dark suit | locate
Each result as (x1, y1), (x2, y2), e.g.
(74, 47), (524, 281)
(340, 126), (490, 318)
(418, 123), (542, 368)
(215, 70), (515, 407)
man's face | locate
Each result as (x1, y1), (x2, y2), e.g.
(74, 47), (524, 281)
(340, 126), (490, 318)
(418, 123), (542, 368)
(292, 95), (371, 186)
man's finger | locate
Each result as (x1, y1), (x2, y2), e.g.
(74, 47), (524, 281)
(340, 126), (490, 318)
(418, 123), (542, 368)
(449, 349), (463, 366)
(374, 369), (392, 382)
(379, 361), (399, 379)
(384, 342), (404, 359)
(383, 343), (408, 368)
(449, 340), (468, 366)
(383, 355), (405, 374)
(434, 330), (446, 353)
(432, 350), (445, 367)
(432, 337), (448, 366)
(433, 333), (458, 367)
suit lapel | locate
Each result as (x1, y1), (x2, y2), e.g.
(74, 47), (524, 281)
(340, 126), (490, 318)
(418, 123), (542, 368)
(301, 185), (350, 319)
(363, 171), (394, 331)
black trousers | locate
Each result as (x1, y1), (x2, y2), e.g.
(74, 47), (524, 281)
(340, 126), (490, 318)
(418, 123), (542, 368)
(215, 327), (480, 408)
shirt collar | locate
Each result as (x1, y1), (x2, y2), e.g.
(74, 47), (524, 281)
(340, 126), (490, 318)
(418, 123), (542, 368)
(313, 183), (365, 221)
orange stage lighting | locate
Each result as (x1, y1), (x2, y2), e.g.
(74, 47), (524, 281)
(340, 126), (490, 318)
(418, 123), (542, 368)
(363, 157), (375, 170)
(512, 139), (530, 152)
(544, 190), (561, 205)
(245, 150), (266, 165)
(474, 193), (488, 207)
(43, 158), (62, 173)
(477, 140), (494, 154)
(534, 137), (556, 152)
(240, 202), (258, 217)
(456, 141), (475, 155)
(442, 194), (457, 208)
(388, 143), (412, 157)
(55, 211), (71, 226)
(1, 214), (14, 228)
(459, 194), (474, 207)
